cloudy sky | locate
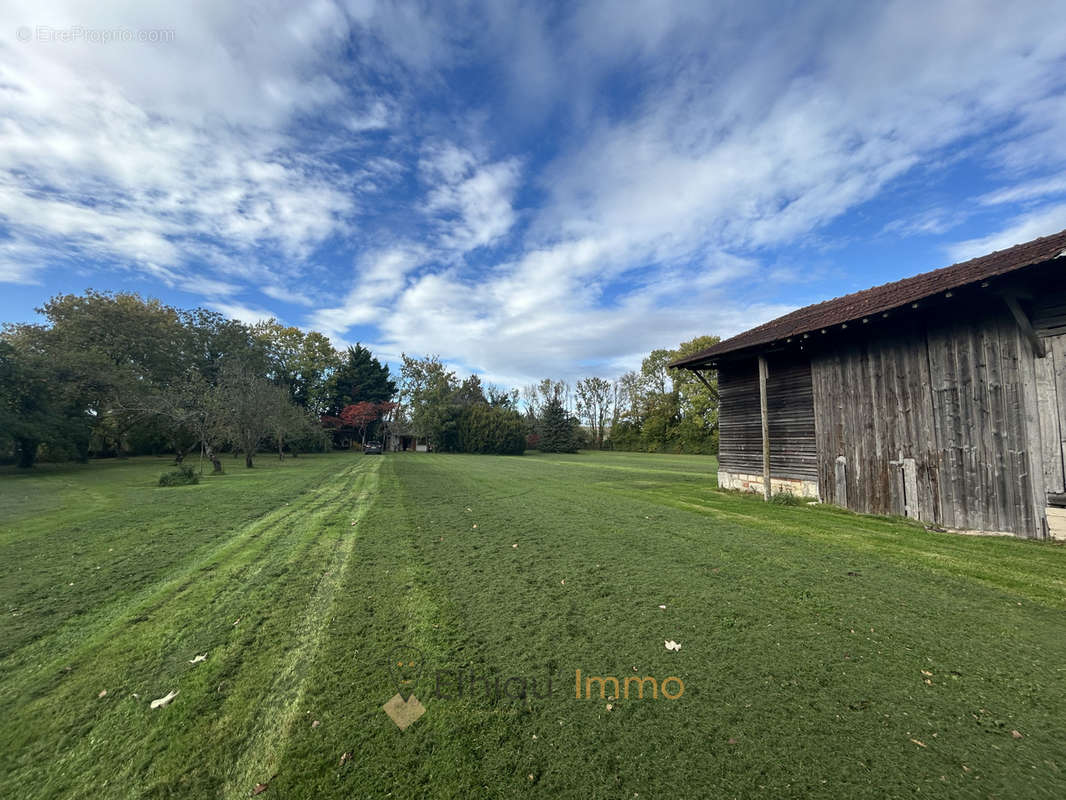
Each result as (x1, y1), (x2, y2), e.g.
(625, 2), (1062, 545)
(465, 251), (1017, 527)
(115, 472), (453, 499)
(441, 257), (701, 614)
(3, 0), (1066, 385)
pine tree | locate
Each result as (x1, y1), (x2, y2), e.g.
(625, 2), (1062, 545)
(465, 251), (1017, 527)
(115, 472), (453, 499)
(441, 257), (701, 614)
(537, 396), (578, 453)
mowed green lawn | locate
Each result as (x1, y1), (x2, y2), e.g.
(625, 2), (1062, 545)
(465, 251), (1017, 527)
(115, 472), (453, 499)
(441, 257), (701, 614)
(2, 451), (1066, 799)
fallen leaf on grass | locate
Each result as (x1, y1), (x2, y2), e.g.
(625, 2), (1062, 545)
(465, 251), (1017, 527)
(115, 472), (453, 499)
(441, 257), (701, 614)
(339, 752), (352, 765)
(150, 690), (179, 709)
(921, 670), (933, 677)
(189, 654), (207, 664)
(728, 737), (738, 745)
(233, 618), (241, 627)
(664, 640), (681, 652)
(606, 703), (613, 711)
(658, 605), (667, 610)
(252, 782), (269, 795)
(1011, 730), (1023, 739)
(910, 739), (927, 748)
(97, 689), (107, 698)
(311, 720), (320, 728)
(512, 543), (518, 548)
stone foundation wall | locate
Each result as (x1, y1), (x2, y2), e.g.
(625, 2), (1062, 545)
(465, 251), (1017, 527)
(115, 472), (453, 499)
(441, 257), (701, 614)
(718, 470), (819, 500)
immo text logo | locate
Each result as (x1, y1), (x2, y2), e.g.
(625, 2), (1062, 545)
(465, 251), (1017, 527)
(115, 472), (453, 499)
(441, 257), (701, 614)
(382, 645), (685, 730)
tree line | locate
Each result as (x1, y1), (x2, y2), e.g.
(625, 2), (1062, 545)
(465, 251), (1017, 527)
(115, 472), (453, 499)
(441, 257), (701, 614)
(0, 291), (396, 469)
(517, 335), (721, 454)
(2, 290), (721, 466)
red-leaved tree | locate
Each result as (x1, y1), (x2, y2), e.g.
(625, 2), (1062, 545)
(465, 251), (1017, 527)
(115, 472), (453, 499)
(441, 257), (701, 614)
(340, 401), (380, 445)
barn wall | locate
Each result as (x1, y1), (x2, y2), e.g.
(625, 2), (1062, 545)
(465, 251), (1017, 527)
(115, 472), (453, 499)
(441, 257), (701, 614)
(718, 355), (817, 490)
(810, 306), (1053, 536)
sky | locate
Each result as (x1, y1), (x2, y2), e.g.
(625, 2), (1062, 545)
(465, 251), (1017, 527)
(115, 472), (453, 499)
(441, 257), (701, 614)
(2, 0), (1066, 387)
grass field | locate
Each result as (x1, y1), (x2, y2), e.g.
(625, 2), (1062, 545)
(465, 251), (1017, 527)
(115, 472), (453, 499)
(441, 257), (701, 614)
(2, 451), (1066, 799)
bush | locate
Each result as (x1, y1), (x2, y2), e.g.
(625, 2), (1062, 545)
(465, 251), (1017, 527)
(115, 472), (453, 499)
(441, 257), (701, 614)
(770, 491), (803, 506)
(158, 465), (199, 486)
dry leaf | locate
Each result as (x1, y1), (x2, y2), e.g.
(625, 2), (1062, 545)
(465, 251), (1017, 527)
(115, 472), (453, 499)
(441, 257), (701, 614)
(924, 679), (932, 685)
(150, 690), (178, 709)
(472, 524), (478, 529)
(606, 703), (613, 711)
(233, 618), (241, 627)
(658, 604), (667, 610)
(189, 654), (207, 664)
(728, 737), (738, 745)
(252, 782), (269, 795)
(339, 752), (353, 765)
(910, 739), (926, 748)
(311, 720), (320, 728)
(664, 640), (682, 652)
(921, 670), (933, 677)
(1011, 730), (1023, 739)
(97, 689), (107, 698)
(512, 543), (518, 548)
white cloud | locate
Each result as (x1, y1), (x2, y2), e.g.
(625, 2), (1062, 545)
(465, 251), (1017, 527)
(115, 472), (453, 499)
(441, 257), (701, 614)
(6, 0), (1066, 385)
(205, 300), (277, 327)
(979, 176), (1066, 206)
(946, 203), (1066, 262)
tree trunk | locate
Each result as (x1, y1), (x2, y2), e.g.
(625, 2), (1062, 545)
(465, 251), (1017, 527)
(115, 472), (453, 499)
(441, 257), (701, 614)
(278, 439), (284, 460)
(205, 444), (223, 474)
(245, 453), (254, 468)
(16, 437), (38, 468)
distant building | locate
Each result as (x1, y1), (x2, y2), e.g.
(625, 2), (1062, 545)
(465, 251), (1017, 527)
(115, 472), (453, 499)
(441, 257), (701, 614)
(671, 229), (1066, 539)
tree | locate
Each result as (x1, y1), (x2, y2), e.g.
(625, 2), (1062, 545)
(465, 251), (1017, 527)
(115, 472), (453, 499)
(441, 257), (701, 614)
(575, 377), (612, 449)
(254, 319), (340, 414)
(537, 395), (579, 453)
(400, 354), (458, 448)
(340, 401), (381, 446)
(325, 344), (396, 417)
(0, 337), (91, 467)
(266, 385), (304, 459)
(218, 361), (274, 468)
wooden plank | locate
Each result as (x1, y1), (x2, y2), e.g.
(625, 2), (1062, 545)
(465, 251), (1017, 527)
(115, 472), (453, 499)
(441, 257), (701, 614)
(834, 456), (847, 507)
(1004, 294), (1046, 358)
(1035, 339), (1065, 495)
(902, 458), (919, 519)
(758, 355), (770, 501)
(1010, 318), (1043, 536)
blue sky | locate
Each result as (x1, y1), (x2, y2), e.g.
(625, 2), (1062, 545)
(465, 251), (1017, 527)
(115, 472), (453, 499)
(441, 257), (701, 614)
(3, 0), (1066, 386)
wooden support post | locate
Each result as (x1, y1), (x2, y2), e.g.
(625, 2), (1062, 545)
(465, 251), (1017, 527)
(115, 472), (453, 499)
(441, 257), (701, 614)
(1004, 294), (1046, 358)
(685, 367), (719, 398)
(758, 355), (771, 502)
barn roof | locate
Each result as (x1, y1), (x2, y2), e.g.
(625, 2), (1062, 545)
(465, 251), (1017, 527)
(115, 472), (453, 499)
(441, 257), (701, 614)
(671, 227), (1066, 369)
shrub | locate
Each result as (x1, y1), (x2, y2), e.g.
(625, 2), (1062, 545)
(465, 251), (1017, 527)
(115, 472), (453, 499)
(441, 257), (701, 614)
(770, 491), (802, 506)
(158, 465), (200, 487)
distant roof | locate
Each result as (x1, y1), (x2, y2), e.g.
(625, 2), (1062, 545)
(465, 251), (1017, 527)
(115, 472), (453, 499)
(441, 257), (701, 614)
(671, 227), (1066, 368)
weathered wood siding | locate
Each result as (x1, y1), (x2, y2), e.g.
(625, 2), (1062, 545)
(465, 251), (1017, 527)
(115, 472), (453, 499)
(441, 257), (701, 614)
(1034, 333), (1066, 498)
(719, 355), (817, 480)
(811, 307), (1053, 535)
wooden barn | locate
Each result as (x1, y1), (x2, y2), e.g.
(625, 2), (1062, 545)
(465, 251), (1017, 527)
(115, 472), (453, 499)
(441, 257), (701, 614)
(670, 229), (1066, 539)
